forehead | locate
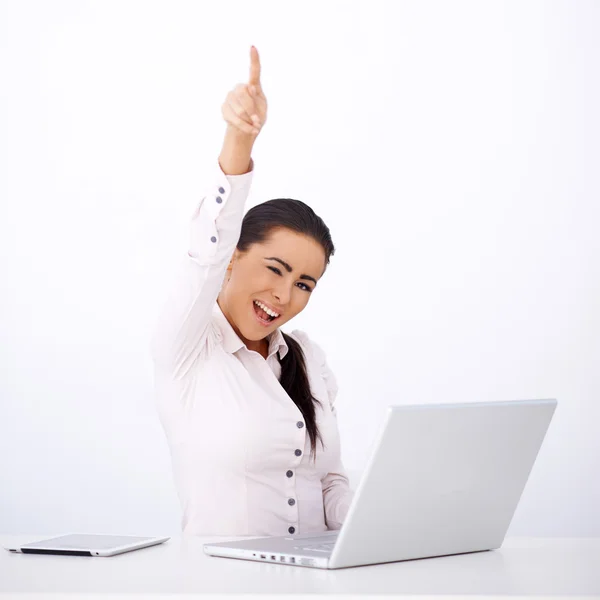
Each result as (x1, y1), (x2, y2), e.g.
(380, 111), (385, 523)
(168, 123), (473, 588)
(254, 228), (326, 277)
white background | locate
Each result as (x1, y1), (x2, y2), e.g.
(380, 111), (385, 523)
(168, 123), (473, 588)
(1, 0), (598, 537)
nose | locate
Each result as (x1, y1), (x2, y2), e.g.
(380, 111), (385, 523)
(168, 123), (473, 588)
(272, 283), (292, 306)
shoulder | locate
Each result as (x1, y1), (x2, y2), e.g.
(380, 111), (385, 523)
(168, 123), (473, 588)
(287, 329), (328, 366)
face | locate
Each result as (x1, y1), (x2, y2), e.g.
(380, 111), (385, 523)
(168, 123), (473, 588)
(217, 227), (326, 350)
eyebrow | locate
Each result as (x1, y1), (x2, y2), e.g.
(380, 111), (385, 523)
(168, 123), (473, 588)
(264, 257), (318, 286)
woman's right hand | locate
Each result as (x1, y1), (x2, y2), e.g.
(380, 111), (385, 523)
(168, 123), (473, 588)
(221, 46), (268, 138)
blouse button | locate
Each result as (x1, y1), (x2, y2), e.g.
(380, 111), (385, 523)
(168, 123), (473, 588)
(210, 236), (217, 243)
(294, 449), (302, 456)
(288, 498), (296, 506)
(288, 526), (296, 534)
(218, 187), (225, 194)
(216, 196), (223, 203)
(296, 421), (304, 429)
(286, 470), (293, 478)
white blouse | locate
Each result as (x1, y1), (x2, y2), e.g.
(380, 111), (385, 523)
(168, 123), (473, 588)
(150, 158), (354, 537)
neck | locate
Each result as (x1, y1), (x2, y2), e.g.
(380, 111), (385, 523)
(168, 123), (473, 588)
(217, 296), (269, 355)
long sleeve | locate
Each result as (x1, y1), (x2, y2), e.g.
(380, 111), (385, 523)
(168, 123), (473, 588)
(150, 158), (254, 379)
(311, 339), (355, 530)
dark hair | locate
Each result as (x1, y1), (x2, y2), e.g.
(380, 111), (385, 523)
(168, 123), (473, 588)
(237, 198), (336, 462)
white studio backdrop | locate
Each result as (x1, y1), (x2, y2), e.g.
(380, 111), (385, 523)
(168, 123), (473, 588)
(1, 0), (598, 538)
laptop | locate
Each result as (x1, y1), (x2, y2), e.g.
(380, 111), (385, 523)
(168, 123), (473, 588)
(4, 534), (170, 557)
(204, 398), (557, 569)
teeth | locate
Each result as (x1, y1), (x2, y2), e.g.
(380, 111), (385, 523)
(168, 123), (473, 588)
(254, 300), (279, 318)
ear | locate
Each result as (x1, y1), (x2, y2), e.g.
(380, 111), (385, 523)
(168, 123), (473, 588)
(229, 248), (243, 267)
(225, 250), (238, 273)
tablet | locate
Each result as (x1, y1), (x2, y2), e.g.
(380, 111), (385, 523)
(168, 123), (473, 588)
(5, 533), (170, 557)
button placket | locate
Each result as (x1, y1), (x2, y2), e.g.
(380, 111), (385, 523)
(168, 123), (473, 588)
(286, 420), (304, 536)
(286, 469), (297, 533)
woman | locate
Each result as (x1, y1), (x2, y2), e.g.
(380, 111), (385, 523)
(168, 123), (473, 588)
(151, 46), (354, 537)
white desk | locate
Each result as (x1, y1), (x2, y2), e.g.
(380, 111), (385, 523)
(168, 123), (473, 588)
(1, 534), (599, 598)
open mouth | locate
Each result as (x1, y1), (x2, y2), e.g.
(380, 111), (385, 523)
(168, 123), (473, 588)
(252, 300), (280, 325)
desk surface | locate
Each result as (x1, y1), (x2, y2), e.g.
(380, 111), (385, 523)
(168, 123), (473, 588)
(1, 534), (599, 598)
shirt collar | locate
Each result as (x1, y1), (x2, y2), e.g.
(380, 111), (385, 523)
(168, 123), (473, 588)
(212, 300), (289, 360)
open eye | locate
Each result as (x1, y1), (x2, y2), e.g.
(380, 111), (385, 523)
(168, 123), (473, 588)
(267, 266), (312, 292)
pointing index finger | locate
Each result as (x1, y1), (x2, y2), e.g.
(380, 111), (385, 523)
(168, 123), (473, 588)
(249, 45), (261, 87)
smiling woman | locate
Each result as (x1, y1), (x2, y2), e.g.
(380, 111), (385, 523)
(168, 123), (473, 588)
(150, 46), (354, 538)
(218, 202), (335, 458)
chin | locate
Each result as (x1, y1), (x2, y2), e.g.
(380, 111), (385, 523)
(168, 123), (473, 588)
(238, 318), (266, 341)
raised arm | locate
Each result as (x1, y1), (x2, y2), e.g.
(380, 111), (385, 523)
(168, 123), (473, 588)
(150, 46), (268, 378)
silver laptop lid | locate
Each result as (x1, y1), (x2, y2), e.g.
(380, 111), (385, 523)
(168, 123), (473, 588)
(329, 399), (557, 568)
